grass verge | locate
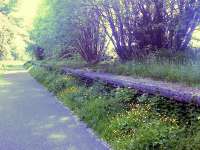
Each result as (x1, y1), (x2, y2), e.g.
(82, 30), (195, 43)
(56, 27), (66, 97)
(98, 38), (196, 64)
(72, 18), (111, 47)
(0, 60), (25, 85)
(0, 61), (25, 71)
(38, 56), (200, 87)
(27, 63), (200, 150)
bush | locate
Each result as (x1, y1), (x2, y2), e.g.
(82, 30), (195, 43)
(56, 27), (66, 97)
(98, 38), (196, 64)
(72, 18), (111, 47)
(34, 47), (45, 60)
(47, 76), (69, 93)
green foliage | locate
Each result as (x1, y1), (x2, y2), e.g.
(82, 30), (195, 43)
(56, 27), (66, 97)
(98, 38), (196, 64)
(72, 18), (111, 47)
(47, 76), (69, 94)
(40, 54), (87, 69)
(0, 13), (15, 59)
(30, 0), (83, 57)
(91, 60), (200, 87)
(104, 105), (179, 150)
(30, 0), (107, 64)
(114, 88), (137, 103)
(29, 0), (200, 62)
(39, 57), (200, 87)
(28, 64), (200, 150)
(0, 0), (29, 60)
(0, 0), (17, 14)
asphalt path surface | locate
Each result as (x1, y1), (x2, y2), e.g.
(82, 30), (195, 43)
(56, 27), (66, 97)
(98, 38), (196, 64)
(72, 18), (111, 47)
(0, 70), (109, 150)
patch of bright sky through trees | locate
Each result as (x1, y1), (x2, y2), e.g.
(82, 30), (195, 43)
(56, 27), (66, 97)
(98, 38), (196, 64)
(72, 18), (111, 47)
(13, 0), (41, 30)
(11, 0), (200, 48)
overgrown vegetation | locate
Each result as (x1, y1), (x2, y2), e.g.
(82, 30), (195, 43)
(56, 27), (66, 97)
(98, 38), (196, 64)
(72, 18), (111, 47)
(30, 0), (200, 63)
(93, 61), (200, 87)
(37, 56), (200, 87)
(27, 64), (200, 150)
(1, 0), (200, 149)
(1, 0), (199, 86)
(27, 0), (200, 88)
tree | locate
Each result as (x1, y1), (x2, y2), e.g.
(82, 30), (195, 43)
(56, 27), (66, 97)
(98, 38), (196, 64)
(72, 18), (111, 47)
(0, 0), (29, 60)
(30, 0), (200, 62)
(0, 12), (15, 59)
(92, 0), (200, 61)
(75, 8), (107, 64)
(31, 0), (107, 64)
(0, 0), (17, 15)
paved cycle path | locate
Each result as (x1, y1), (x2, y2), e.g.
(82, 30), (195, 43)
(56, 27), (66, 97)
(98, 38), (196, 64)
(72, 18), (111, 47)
(0, 70), (109, 150)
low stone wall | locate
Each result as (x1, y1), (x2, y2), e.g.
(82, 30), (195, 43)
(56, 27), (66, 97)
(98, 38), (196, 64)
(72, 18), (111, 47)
(33, 62), (200, 105)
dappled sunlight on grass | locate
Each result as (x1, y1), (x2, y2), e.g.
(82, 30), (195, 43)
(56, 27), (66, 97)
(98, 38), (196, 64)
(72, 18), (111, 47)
(0, 60), (25, 66)
(0, 60), (25, 73)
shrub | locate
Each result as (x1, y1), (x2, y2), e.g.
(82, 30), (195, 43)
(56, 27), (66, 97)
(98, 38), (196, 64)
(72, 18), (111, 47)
(34, 46), (45, 60)
(47, 76), (69, 93)
(113, 88), (137, 103)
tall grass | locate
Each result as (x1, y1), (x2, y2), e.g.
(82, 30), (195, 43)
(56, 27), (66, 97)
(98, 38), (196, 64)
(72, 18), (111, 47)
(39, 56), (200, 87)
(95, 61), (200, 87)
